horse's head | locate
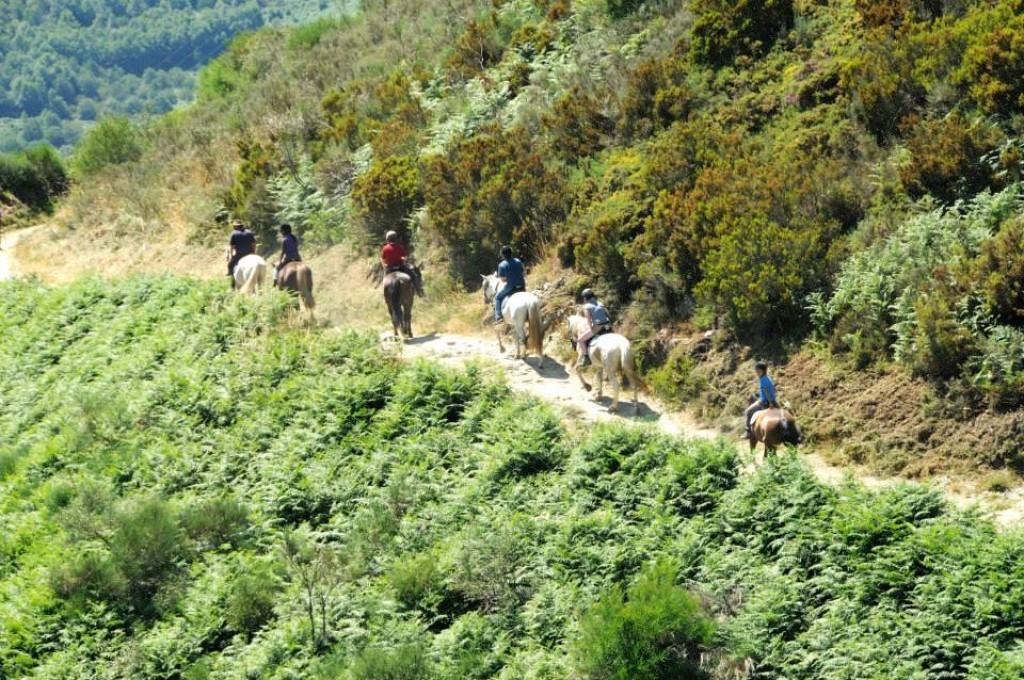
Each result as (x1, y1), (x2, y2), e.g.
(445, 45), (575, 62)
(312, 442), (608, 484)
(481, 273), (499, 306)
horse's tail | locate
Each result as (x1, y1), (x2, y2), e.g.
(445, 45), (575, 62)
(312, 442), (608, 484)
(527, 297), (544, 357)
(386, 276), (401, 322)
(779, 415), (802, 446)
(298, 266), (315, 312)
(622, 342), (646, 391)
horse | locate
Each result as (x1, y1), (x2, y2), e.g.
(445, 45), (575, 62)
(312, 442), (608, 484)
(748, 405), (802, 454)
(275, 261), (316, 316)
(384, 270), (415, 339)
(233, 254), (267, 295)
(566, 314), (642, 413)
(481, 273), (545, 367)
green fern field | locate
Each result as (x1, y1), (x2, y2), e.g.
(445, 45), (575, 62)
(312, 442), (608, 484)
(0, 275), (1022, 679)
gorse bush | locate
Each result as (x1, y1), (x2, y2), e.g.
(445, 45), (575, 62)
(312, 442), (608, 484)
(1, 275), (1023, 677)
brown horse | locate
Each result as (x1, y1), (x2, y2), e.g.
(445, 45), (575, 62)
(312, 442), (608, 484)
(384, 271), (414, 339)
(275, 262), (315, 315)
(748, 406), (802, 454)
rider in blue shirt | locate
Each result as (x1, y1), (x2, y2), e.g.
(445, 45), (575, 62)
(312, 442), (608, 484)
(494, 245), (526, 323)
(744, 361), (779, 437)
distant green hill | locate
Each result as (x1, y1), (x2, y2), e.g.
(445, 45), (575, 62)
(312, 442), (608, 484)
(0, 0), (351, 153)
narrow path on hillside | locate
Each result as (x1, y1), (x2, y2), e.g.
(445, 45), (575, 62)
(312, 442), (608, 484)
(0, 225), (41, 281)
(402, 332), (1024, 529)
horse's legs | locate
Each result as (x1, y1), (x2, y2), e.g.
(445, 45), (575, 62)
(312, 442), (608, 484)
(595, 364), (604, 402)
(495, 325), (505, 354)
(608, 367), (620, 412)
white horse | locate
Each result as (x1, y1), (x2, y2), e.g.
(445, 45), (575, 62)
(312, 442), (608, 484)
(567, 313), (642, 413)
(233, 254), (267, 295)
(482, 273), (545, 367)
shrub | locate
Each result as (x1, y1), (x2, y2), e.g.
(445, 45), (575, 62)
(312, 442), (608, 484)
(179, 496), (250, 552)
(975, 217), (1024, 326)
(424, 125), (568, 284)
(347, 644), (433, 680)
(854, 0), (948, 27)
(446, 16), (506, 81)
(572, 560), (715, 680)
(72, 116), (143, 178)
(388, 551), (446, 612)
(691, 0), (794, 66)
(351, 154), (423, 251)
(899, 113), (1002, 203)
(958, 12), (1024, 116)
(225, 559), (281, 637)
(619, 57), (696, 141)
(646, 349), (708, 407)
(110, 497), (185, 615)
(543, 86), (612, 162)
(0, 144), (68, 211)
(840, 25), (926, 141)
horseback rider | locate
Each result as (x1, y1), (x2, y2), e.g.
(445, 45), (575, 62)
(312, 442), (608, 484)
(273, 223), (302, 284)
(494, 244), (526, 324)
(744, 360), (779, 438)
(381, 230), (425, 297)
(227, 219), (256, 288)
(576, 288), (612, 368)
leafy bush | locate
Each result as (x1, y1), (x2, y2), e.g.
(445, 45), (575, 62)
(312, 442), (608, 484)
(347, 644), (433, 680)
(109, 496), (185, 615)
(573, 560), (715, 680)
(899, 113), (1002, 203)
(351, 154), (423, 250)
(691, 0), (794, 65)
(225, 558), (281, 636)
(424, 125), (569, 283)
(0, 144), (68, 211)
(71, 116), (143, 177)
(958, 11), (1024, 115)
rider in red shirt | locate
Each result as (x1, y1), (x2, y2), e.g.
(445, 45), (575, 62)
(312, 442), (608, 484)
(381, 231), (424, 297)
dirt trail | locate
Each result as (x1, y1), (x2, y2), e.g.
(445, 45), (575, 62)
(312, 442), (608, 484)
(402, 332), (1024, 529)
(0, 225), (42, 281)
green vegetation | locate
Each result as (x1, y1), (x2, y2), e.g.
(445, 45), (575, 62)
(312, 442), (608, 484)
(39, 0), (1024, 471)
(0, 144), (68, 214)
(0, 0), (348, 152)
(1, 275), (1024, 678)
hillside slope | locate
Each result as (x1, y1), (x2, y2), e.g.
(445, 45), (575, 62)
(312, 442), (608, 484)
(31, 0), (1024, 478)
(2, 275), (1024, 679)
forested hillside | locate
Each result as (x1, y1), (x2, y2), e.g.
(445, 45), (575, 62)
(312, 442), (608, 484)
(46, 0), (1024, 474)
(0, 0), (348, 152)
(2, 275), (1024, 679)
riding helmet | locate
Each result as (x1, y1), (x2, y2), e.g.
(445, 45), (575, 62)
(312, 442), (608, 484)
(500, 245), (513, 258)
(581, 288), (595, 301)
(385, 230), (399, 243)
(755, 360), (768, 372)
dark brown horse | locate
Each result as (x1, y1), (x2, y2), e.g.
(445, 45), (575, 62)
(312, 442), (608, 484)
(748, 407), (802, 454)
(275, 262), (315, 315)
(384, 271), (414, 339)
